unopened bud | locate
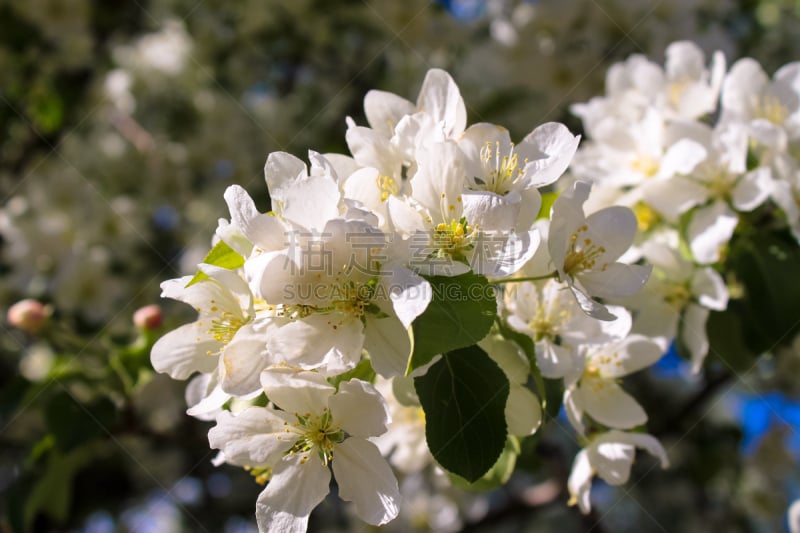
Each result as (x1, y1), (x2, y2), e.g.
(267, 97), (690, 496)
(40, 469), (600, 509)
(133, 304), (163, 331)
(7, 299), (51, 334)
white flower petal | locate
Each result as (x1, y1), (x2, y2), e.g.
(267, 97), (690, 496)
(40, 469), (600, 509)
(568, 279), (618, 321)
(657, 138), (707, 178)
(606, 430), (669, 468)
(259, 368), (335, 415)
(481, 335), (530, 384)
(458, 122), (512, 183)
(597, 305), (633, 340)
(346, 125), (403, 177)
(567, 450), (593, 514)
(160, 275), (239, 317)
(482, 229), (540, 277)
(386, 196), (425, 238)
(504, 280), (540, 325)
(323, 153), (360, 181)
(629, 292), (679, 341)
(584, 206), (638, 262)
(343, 167), (384, 212)
(220, 323), (270, 396)
(722, 58), (768, 116)
(688, 201), (738, 264)
(364, 90), (416, 138)
(506, 385), (542, 436)
(589, 441), (635, 485)
(643, 176), (707, 220)
(411, 141), (465, 215)
(332, 438), (401, 525)
(691, 268), (729, 311)
(208, 408), (294, 467)
(264, 152), (307, 208)
(534, 339), (574, 379)
(548, 182), (589, 271)
(517, 122), (580, 188)
(281, 175), (341, 232)
(416, 68), (466, 137)
(461, 191), (519, 232)
(563, 386), (586, 435)
(255, 454), (331, 533)
(592, 334), (664, 378)
(393, 111), (445, 158)
(266, 314), (364, 374)
(682, 303), (711, 374)
(364, 312), (412, 378)
(151, 322), (219, 379)
(749, 119), (787, 150)
(185, 373), (228, 420)
(641, 241), (693, 281)
(788, 499), (800, 533)
(224, 185), (287, 251)
(329, 379), (390, 438)
(578, 263), (652, 300)
(516, 187), (543, 232)
(216, 218), (253, 258)
(578, 378), (648, 429)
(196, 265), (253, 315)
(308, 150), (340, 179)
(732, 167), (771, 212)
(666, 41), (705, 84)
(384, 267), (431, 330)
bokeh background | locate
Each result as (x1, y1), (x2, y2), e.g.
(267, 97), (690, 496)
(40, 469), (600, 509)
(2, 0), (800, 531)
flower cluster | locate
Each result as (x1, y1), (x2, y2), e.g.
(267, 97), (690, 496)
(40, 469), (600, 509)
(569, 41), (800, 372)
(152, 68), (664, 529)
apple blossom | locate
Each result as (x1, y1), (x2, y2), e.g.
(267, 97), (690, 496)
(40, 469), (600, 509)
(564, 332), (664, 435)
(568, 430), (669, 514)
(208, 369), (400, 532)
(548, 180), (652, 320)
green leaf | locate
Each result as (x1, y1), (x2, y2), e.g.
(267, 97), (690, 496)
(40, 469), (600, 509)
(721, 226), (800, 356)
(448, 436), (520, 491)
(27, 85), (64, 134)
(186, 240), (245, 287)
(407, 272), (497, 372)
(414, 345), (509, 482)
(705, 309), (755, 372)
(23, 446), (95, 530)
(540, 376), (565, 422)
(328, 357), (375, 389)
(29, 435), (55, 463)
(44, 392), (118, 452)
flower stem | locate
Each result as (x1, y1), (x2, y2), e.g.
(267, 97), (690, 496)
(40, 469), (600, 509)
(493, 272), (557, 284)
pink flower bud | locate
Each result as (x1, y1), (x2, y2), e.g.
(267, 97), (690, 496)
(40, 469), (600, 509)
(7, 299), (50, 334)
(133, 304), (163, 331)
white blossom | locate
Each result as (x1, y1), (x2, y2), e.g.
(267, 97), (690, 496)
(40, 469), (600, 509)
(624, 241), (729, 372)
(721, 57), (800, 150)
(504, 279), (630, 378)
(208, 369), (400, 532)
(568, 430), (669, 514)
(564, 332), (663, 435)
(548, 181), (651, 320)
